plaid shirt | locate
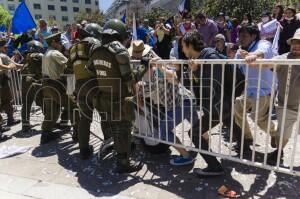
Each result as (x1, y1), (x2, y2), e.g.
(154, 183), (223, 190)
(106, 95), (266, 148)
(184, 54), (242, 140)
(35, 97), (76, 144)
(138, 72), (187, 111)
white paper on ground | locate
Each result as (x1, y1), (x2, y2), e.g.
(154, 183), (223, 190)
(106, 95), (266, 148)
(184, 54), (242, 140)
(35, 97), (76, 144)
(0, 145), (32, 159)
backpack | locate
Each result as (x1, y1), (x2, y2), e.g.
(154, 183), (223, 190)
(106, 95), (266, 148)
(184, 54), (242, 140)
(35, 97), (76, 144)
(201, 48), (245, 99)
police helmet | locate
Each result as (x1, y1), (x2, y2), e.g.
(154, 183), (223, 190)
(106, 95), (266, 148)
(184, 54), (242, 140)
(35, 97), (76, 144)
(79, 23), (102, 39)
(27, 40), (44, 53)
(102, 19), (127, 41)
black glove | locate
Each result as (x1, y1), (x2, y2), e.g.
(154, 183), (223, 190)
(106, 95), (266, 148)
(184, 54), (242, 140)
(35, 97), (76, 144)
(141, 57), (150, 68)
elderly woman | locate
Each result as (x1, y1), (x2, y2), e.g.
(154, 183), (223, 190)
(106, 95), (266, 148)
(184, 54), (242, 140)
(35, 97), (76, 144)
(278, 6), (300, 55)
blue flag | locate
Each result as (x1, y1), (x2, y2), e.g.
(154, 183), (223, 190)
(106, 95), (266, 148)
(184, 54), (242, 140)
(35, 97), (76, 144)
(0, 25), (6, 32)
(121, 10), (126, 23)
(12, 1), (36, 34)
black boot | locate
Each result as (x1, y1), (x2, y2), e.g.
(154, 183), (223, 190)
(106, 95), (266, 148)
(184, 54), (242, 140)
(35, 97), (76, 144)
(0, 125), (10, 132)
(115, 153), (142, 173)
(116, 159), (143, 174)
(72, 127), (78, 142)
(0, 131), (11, 142)
(7, 118), (21, 126)
(80, 145), (94, 160)
(40, 131), (61, 145)
(22, 124), (33, 133)
(267, 149), (283, 166)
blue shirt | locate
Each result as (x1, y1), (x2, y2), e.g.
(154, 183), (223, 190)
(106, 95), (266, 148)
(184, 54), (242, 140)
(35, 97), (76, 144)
(236, 40), (276, 98)
(137, 26), (148, 43)
(35, 28), (52, 48)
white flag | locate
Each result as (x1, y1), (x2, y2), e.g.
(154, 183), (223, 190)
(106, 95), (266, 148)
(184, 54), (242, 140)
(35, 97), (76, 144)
(272, 25), (281, 56)
(132, 13), (137, 41)
(178, 0), (185, 13)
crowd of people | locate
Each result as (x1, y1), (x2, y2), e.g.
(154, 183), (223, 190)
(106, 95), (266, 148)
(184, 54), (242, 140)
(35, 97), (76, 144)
(0, 3), (299, 176)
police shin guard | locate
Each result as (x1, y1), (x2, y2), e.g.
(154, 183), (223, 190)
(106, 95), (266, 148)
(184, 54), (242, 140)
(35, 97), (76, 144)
(114, 133), (142, 173)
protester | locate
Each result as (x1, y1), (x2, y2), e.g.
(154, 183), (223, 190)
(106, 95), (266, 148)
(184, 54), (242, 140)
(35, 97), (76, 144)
(246, 28), (300, 165)
(258, 11), (279, 42)
(272, 4), (284, 21)
(234, 25), (277, 150)
(241, 13), (253, 26)
(214, 34), (227, 56)
(230, 18), (241, 44)
(216, 12), (232, 42)
(35, 19), (52, 48)
(154, 17), (172, 59)
(278, 7), (300, 55)
(195, 12), (218, 47)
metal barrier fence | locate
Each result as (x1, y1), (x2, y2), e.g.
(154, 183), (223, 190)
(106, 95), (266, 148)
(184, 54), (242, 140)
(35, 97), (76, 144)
(7, 59), (300, 177)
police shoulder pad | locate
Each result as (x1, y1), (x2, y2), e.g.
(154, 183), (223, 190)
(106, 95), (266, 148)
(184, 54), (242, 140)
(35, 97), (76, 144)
(83, 37), (100, 45)
(107, 41), (126, 54)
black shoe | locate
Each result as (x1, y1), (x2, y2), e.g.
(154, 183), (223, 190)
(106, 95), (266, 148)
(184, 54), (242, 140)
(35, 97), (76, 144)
(80, 145), (94, 160)
(267, 149), (283, 166)
(7, 118), (21, 126)
(271, 136), (277, 148)
(116, 160), (143, 174)
(193, 166), (224, 176)
(22, 125), (33, 133)
(0, 126), (11, 132)
(236, 139), (252, 156)
(0, 134), (11, 142)
(40, 131), (61, 145)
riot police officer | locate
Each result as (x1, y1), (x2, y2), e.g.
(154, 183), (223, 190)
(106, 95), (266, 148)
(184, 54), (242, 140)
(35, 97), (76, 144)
(87, 19), (142, 173)
(40, 32), (79, 145)
(68, 23), (112, 159)
(21, 40), (44, 132)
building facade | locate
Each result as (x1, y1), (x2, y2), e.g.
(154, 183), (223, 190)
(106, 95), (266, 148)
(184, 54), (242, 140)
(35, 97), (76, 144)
(105, 0), (151, 20)
(0, 0), (99, 28)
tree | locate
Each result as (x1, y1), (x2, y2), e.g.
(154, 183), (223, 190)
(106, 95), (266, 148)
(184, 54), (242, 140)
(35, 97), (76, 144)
(0, 5), (12, 28)
(201, 0), (299, 22)
(75, 11), (105, 26)
(144, 7), (172, 27)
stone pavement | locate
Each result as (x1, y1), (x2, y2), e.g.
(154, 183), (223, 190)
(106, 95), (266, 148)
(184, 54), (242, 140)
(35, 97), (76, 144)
(0, 110), (300, 199)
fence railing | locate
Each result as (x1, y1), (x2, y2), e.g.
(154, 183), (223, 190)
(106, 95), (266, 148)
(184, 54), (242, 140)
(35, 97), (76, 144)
(9, 59), (300, 177)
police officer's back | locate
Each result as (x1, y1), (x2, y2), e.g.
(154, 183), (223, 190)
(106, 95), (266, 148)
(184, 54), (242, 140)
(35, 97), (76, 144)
(21, 40), (44, 131)
(87, 19), (142, 173)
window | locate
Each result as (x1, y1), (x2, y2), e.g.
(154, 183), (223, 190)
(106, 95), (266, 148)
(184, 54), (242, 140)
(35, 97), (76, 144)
(49, 15), (56, 20)
(73, 7), (79, 12)
(61, 6), (67, 11)
(33, 3), (41, 9)
(61, 0), (67, 2)
(95, 1), (98, 6)
(35, 14), (42, 20)
(8, 4), (15, 11)
(85, 0), (91, 4)
(48, 5), (55, 10)
(86, 8), (91, 13)
(62, 16), (69, 22)
(73, 0), (79, 3)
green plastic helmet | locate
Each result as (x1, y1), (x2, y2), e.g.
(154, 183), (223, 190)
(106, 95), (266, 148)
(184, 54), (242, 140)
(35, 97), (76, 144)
(79, 23), (102, 39)
(102, 19), (127, 40)
(27, 40), (44, 53)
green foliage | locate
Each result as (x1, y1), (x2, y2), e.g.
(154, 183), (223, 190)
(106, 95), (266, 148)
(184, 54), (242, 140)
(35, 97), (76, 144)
(75, 11), (105, 26)
(201, 0), (299, 22)
(0, 5), (12, 27)
(144, 7), (172, 27)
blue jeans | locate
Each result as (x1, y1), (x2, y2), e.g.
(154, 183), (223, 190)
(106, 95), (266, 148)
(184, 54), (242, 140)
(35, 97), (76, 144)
(159, 100), (198, 143)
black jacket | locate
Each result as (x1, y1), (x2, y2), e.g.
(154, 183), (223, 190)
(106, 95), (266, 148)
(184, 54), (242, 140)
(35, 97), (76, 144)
(279, 18), (300, 55)
(192, 48), (232, 118)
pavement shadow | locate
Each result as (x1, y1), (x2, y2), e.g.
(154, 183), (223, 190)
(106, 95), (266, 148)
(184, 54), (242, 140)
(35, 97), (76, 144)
(13, 127), (40, 138)
(29, 130), (300, 198)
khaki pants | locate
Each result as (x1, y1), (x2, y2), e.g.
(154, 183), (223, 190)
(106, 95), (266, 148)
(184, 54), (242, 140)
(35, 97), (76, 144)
(276, 107), (300, 148)
(234, 94), (276, 139)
